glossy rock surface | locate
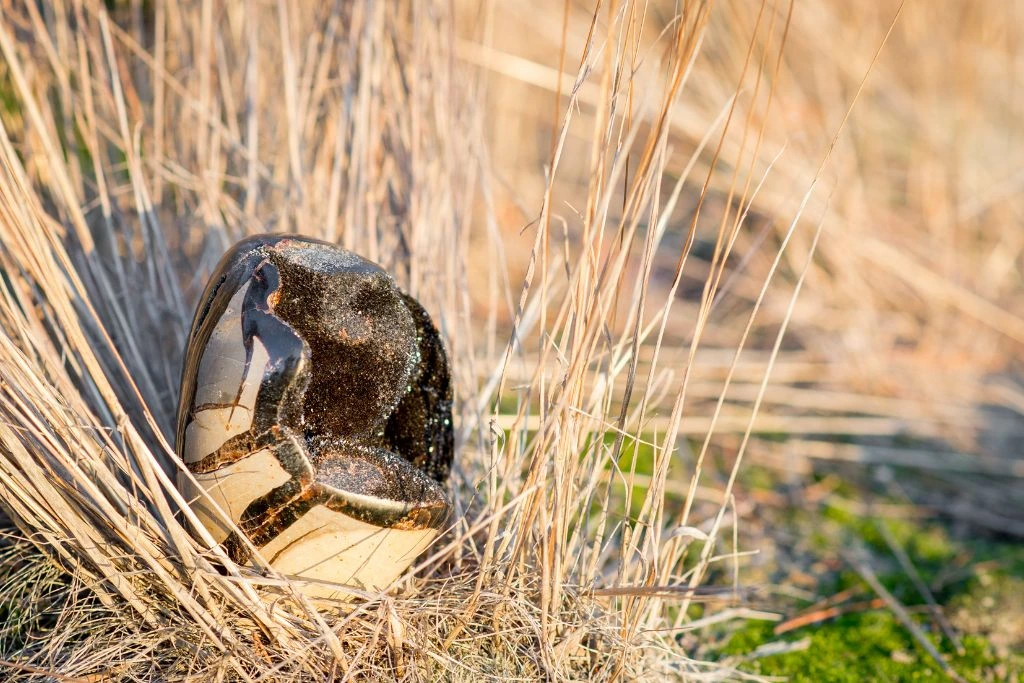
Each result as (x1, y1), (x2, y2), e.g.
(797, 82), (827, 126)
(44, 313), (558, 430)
(175, 234), (453, 597)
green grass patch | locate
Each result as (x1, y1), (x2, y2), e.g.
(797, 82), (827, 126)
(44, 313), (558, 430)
(723, 617), (1015, 682)
(718, 468), (1024, 681)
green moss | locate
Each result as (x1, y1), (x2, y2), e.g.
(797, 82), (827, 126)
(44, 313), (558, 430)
(724, 613), (1018, 682)
(713, 451), (1024, 681)
(742, 465), (777, 492)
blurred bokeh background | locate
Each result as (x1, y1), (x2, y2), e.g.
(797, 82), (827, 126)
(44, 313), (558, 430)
(456, 0), (1024, 675)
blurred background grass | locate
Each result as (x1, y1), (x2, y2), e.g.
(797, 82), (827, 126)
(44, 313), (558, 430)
(458, 0), (1024, 678)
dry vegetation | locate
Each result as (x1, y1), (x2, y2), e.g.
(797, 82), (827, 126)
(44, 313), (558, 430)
(0, 0), (1021, 681)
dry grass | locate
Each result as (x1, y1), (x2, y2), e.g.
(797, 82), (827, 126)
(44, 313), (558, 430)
(0, 0), (1021, 681)
(471, 0), (1024, 529)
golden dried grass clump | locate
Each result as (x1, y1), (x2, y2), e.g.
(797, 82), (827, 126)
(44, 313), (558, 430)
(2, 0), (1022, 680)
(0, 0), (739, 679)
